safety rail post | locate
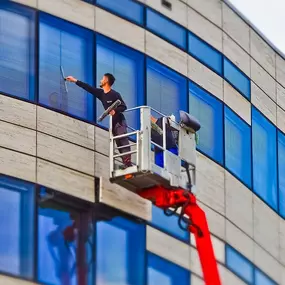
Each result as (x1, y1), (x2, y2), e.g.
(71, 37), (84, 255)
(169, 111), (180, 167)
(140, 107), (151, 172)
(109, 115), (114, 176)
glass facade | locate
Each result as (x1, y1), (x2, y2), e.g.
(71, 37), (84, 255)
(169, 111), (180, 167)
(39, 13), (94, 121)
(189, 81), (224, 164)
(226, 245), (277, 285)
(147, 252), (190, 285)
(188, 32), (222, 75)
(147, 58), (187, 120)
(252, 107), (278, 210)
(1, 2), (285, 285)
(0, 2), (35, 101)
(225, 106), (252, 187)
(146, 8), (187, 49)
(224, 58), (251, 99)
(96, 0), (144, 25)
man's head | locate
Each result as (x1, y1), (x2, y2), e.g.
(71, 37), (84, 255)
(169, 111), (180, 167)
(100, 73), (115, 88)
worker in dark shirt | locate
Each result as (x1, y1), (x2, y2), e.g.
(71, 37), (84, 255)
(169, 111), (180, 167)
(66, 73), (132, 168)
(151, 115), (178, 168)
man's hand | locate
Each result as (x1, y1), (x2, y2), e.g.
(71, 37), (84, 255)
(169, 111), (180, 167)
(109, 110), (115, 116)
(65, 76), (77, 83)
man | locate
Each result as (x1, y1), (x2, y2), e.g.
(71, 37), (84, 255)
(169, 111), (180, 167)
(66, 73), (132, 168)
(151, 115), (178, 168)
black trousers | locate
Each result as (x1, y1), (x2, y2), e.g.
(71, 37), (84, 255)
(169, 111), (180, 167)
(113, 120), (131, 165)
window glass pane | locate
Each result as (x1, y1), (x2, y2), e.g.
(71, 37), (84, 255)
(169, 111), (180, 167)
(39, 13), (94, 121)
(151, 206), (189, 242)
(147, 58), (187, 120)
(189, 81), (223, 164)
(255, 269), (277, 285)
(225, 106), (252, 187)
(0, 2), (35, 100)
(147, 252), (190, 285)
(96, 35), (144, 129)
(38, 194), (94, 285)
(188, 32), (222, 75)
(0, 175), (34, 278)
(278, 131), (285, 217)
(252, 107), (277, 210)
(224, 58), (250, 99)
(146, 9), (186, 49)
(226, 246), (253, 283)
(96, 0), (144, 24)
(96, 217), (145, 285)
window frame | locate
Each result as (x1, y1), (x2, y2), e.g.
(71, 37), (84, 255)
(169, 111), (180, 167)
(145, 7), (187, 51)
(188, 31), (223, 76)
(224, 57), (251, 100)
(38, 12), (95, 122)
(224, 105), (252, 188)
(0, 1), (36, 102)
(95, 0), (145, 26)
(252, 106), (278, 212)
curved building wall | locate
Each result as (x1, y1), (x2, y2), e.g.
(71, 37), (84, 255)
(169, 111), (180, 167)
(0, 0), (284, 284)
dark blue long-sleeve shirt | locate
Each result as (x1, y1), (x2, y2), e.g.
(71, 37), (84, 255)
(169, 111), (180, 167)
(76, 80), (127, 127)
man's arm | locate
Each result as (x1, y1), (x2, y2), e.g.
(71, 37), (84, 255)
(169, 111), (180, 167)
(114, 93), (127, 114)
(66, 76), (102, 100)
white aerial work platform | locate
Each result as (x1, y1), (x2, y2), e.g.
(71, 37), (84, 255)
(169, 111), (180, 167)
(109, 106), (200, 194)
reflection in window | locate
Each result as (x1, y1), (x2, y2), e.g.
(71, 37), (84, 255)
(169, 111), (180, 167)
(96, 35), (144, 128)
(225, 106), (251, 187)
(39, 13), (94, 121)
(278, 131), (285, 218)
(224, 58), (250, 99)
(151, 206), (189, 242)
(0, 175), (34, 278)
(146, 8), (187, 49)
(188, 32), (222, 75)
(147, 252), (190, 285)
(0, 2), (35, 100)
(252, 107), (277, 210)
(226, 245), (253, 284)
(96, 0), (144, 25)
(147, 58), (187, 120)
(189, 81), (224, 164)
(38, 195), (94, 285)
(96, 217), (145, 285)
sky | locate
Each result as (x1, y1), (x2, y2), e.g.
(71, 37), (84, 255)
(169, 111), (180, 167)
(227, 0), (285, 56)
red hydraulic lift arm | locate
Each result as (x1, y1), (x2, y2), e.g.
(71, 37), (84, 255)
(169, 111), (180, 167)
(138, 185), (221, 285)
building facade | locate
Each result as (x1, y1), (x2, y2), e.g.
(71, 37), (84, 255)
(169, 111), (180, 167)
(0, 0), (284, 284)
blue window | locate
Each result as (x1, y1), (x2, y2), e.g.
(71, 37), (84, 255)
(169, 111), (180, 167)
(96, 217), (145, 285)
(224, 58), (250, 99)
(38, 192), (94, 285)
(146, 9), (186, 49)
(0, 2), (35, 101)
(151, 206), (189, 242)
(255, 269), (277, 285)
(147, 252), (190, 285)
(96, 0), (144, 25)
(39, 13), (94, 121)
(96, 35), (144, 128)
(225, 106), (252, 187)
(252, 107), (277, 210)
(147, 58), (187, 120)
(226, 246), (253, 284)
(278, 130), (285, 217)
(0, 175), (35, 278)
(189, 81), (224, 164)
(188, 32), (222, 75)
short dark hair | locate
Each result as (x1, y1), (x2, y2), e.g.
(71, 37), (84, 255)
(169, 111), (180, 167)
(104, 73), (115, 86)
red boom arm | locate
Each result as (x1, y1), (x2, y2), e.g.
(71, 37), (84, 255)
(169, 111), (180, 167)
(138, 185), (221, 285)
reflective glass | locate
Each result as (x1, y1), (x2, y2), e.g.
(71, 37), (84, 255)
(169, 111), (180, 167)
(0, 2), (35, 100)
